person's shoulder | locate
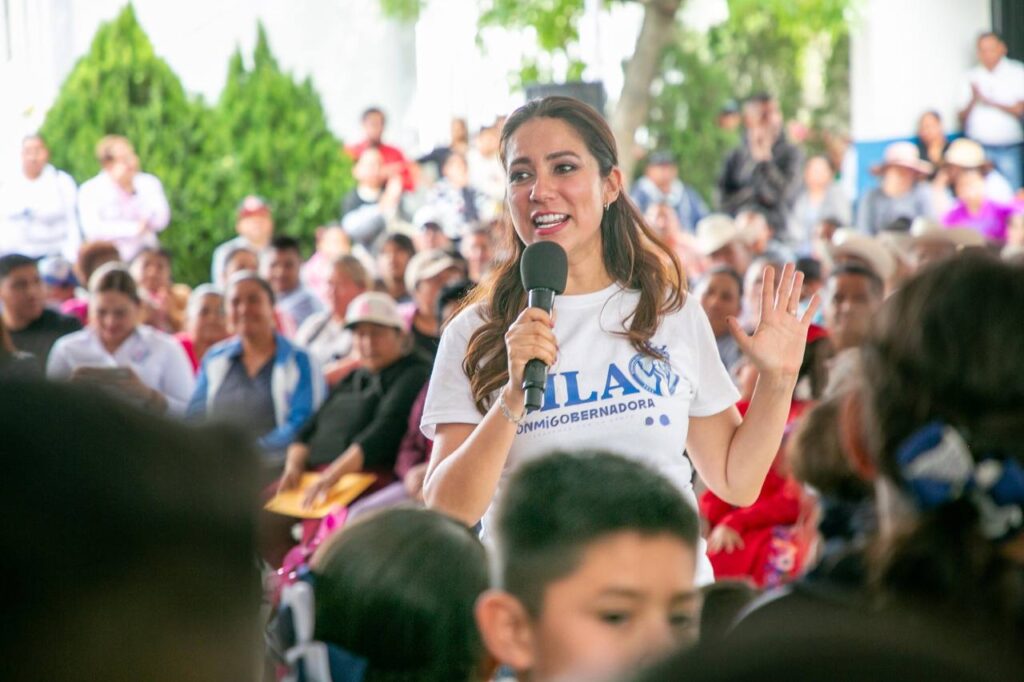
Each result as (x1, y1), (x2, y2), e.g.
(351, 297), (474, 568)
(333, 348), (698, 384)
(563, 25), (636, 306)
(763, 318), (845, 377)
(135, 172), (165, 188)
(40, 308), (83, 332)
(444, 300), (486, 336)
(77, 173), (105, 193)
(136, 324), (183, 349)
(50, 326), (90, 350)
(204, 336), (240, 361)
(295, 310), (331, 340)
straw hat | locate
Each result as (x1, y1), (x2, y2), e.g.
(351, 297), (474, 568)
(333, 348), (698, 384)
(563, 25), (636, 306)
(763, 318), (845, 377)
(909, 217), (986, 249)
(943, 138), (993, 171)
(830, 228), (897, 280)
(870, 141), (934, 176)
(695, 214), (742, 256)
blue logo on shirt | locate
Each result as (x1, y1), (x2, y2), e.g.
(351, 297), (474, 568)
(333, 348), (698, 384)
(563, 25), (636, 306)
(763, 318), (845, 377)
(628, 346), (679, 397)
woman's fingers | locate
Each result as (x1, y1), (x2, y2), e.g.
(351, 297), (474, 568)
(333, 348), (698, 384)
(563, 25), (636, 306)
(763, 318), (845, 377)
(787, 271), (805, 315)
(800, 293), (822, 326)
(760, 265), (775, 321)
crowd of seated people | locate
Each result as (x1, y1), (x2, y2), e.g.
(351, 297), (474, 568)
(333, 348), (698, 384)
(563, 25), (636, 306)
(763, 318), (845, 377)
(2, 29), (1023, 680)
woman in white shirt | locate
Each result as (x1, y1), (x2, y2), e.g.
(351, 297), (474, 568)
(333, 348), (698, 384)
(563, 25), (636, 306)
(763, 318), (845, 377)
(47, 262), (195, 414)
(421, 97), (819, 583)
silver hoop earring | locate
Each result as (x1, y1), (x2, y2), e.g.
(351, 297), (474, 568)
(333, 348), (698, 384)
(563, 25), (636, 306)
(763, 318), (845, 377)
(603, 202), (609, 211)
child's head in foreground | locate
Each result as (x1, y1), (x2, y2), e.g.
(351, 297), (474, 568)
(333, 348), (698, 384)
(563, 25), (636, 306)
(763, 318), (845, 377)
(477, 450), (701, 682)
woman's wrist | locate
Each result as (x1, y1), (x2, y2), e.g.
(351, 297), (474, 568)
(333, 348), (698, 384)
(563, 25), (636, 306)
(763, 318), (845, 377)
(498, 383), (527, 422)
(753, 370), (799, 396)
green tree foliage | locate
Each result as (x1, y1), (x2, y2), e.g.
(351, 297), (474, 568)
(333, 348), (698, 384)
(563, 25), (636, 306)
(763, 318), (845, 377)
(216, 24), (353, 253)
(40, 6), (352, 285)
(645, 0), (851, 202)
(39, 4), (234, 284)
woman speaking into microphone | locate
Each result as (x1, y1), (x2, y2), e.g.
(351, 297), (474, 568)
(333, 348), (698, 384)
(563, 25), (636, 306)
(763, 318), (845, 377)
(420, 96), (817, 582)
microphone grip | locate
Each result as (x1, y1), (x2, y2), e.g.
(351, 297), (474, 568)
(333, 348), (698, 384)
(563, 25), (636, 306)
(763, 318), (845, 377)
(523, 358), (547, 412)
(522, 287), (556, 413)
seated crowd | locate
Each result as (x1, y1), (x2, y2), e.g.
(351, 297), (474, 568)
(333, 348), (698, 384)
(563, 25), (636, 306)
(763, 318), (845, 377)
(3, 33), (1024, 678)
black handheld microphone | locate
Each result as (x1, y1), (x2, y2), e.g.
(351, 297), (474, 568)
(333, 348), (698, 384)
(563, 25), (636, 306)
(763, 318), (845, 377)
(519, 241), (569, 413)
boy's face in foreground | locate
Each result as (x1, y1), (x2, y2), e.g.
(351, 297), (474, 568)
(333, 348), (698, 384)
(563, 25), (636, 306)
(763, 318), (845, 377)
(480, 531), (698, 682)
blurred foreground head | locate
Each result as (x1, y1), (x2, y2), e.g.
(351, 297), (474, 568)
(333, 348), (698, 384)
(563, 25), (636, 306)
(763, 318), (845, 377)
(862, 253), (1024, 637)
(1, 380), (261, 682)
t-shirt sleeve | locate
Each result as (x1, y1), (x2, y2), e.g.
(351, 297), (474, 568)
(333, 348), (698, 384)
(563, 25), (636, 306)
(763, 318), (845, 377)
(684, 297), (741, 417)
(420, 307), (486, 439)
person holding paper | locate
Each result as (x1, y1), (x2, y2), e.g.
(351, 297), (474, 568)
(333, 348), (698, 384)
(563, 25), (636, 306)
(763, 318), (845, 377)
(278, 292), (431, 507)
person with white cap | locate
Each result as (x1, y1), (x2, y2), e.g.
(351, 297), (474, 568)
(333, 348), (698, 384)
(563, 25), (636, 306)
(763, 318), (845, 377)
(399, 249), (465, 360)
(695, 213), (753, 279)
(905, 217), (986, 275)
(942, 162), (1019, 244)
(279, 291), (432, 507)
(939, 138), (1015, 205)
(855, 142), (935, 236)
(830, 228), (897, 287)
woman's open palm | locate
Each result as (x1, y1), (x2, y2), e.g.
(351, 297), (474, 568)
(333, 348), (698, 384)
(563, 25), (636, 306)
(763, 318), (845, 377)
(727, 263), (820, 380)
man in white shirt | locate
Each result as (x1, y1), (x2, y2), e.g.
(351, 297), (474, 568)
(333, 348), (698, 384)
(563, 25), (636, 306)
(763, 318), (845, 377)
(77, 135), (171, 261)
(0, 135), (80, 260)
(959, 32), (1024, 190)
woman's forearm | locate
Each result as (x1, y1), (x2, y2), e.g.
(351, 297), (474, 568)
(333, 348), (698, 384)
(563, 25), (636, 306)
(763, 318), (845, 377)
(424, 392), (521, 526)
(723, 373), (796, 506)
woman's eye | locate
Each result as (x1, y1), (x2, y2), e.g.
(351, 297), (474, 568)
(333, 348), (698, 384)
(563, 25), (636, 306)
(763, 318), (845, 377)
(598, 612), (631, 626)
(555, 163), (576, 174)
(669, 613), (696, 629)
(508, 170), (529, 183)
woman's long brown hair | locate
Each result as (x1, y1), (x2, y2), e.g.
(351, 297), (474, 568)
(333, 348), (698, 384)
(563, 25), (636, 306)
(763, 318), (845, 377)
(460, 96), (686, 414)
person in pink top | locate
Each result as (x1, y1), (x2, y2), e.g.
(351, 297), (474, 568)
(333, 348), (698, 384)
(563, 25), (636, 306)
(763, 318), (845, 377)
(175, 285), (229, 372)
(942, 168), (1019, 243)
(301, 224), (351, 307)
(77, 136), (171, 262)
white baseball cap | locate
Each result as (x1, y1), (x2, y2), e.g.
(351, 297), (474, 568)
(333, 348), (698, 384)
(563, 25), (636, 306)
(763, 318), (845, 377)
(345, 292), (404, 330)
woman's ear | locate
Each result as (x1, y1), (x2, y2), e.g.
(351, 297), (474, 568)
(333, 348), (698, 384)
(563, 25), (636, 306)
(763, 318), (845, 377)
(475, 589), (537, 674)
(839, 390), (877, 481)
(603, 167), (624, 206)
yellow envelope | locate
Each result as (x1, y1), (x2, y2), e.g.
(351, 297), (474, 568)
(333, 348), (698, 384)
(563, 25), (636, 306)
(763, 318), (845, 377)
(264, 472), (377, 519)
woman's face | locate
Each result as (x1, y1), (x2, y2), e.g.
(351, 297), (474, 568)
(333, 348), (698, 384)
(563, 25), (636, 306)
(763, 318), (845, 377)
(92, 291), (139, 350)
(132, 252), (171, 293)
(699, 272), (742, 338)
(504, 117), (620, 265)
(353, 323), (403, 371)
(803, 157), (833, 191)
(917, 113), (943, 144)
(227, 280), (275, 341)
(191, 294), (228, 343)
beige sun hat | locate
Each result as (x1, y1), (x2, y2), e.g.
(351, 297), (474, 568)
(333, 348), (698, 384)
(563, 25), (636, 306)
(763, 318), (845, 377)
(830, 228), (897, 280)
(909, 217), (986, 248)
(870, 141), (934, 176)
(943, 138), (993, 171)
(695, 214), (742, 256)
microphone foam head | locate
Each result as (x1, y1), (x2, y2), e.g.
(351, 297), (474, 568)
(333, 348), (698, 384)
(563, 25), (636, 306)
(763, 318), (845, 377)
(520, 241), (569, 294)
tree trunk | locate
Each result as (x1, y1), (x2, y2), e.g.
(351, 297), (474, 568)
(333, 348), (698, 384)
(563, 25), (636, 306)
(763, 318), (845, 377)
(611, 0), (683, 181)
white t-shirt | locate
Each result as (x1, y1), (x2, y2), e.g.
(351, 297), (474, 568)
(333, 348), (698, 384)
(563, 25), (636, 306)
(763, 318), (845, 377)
(421, 283), (740, 583)
(46, 325), (196, 415)
(963, 58), (1024, 145)
(0, 165), (80, 260)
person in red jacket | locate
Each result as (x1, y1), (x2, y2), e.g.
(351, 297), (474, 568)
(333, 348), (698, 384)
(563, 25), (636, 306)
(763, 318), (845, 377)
(345, 106), (415, 192)
(700, 325), (831, 586)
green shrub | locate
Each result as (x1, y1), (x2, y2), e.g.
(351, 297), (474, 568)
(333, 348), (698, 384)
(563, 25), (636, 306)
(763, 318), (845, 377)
(216, 24), (353, 256)
(40, 6), (353, 285)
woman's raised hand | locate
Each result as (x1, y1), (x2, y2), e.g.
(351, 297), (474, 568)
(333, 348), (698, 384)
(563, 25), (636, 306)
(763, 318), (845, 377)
(503, 307), (558, 405)
(727, 262), (819, 382)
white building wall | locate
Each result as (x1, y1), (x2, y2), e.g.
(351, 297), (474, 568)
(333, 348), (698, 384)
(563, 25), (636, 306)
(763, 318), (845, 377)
(851, 0), (991, 141)
(848, 0), (991, 194)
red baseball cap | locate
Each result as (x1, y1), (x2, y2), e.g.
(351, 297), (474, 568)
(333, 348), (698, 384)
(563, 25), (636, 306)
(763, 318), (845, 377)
(237, 195), (271, 218)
